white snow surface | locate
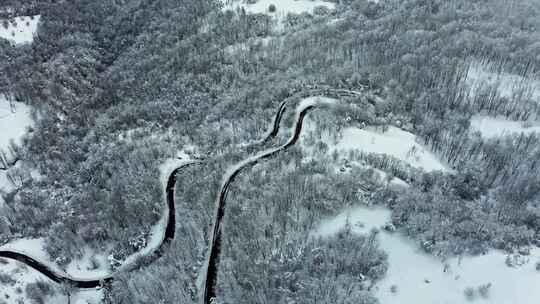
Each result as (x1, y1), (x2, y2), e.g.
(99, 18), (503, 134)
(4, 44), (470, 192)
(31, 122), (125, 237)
(65, 248), (110, 279)
(0, 238), (112, 280)
(0, 241), (104, 303)
(470, 115), (540, 138)
(0, 258), (57, 304)
(0, 96), (32, 154)
(314, 205), (540, 304)
(333, 126), (449, 172)
(222, 0), (335, 26)
(0, 15), (40, 44)
(0, 96), (35, 234)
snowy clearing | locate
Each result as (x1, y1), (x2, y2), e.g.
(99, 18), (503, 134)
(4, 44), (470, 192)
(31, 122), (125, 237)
(332, 126), (449, 172)
(0, 256), (103, 304)
(0, 15), (40, 45)
(314, 205), (540, 304)
(470, 115), (540, 138)
(0, 96), (32, 153)
(222, 0), (335, 26)
(466, 63), (540, 102)
(0, 96), (33, 205)
(0, 238), (112, 280)
(0, 258), (58, 304)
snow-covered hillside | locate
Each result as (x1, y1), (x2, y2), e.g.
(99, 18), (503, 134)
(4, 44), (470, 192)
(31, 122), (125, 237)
(314, 205), (540, 304)
(0, 15), (40, 44)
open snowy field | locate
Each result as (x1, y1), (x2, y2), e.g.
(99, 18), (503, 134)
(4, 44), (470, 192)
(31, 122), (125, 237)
(332, 126), (449, 172)
(0, 242), (105, 304)
(221, 0), (335, 25)
(0, 257), (104, 303)
(314, 205), (540, 304)
(301, 118), (449, 173)
(0, 15), (40, 44)
(470, 115), (540, 138)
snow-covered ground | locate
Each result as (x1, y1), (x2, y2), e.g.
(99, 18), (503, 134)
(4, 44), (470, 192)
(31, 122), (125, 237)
(0, 96), (32, 154)
(0, 257), (104, 304)
(466, 63), (540, 102)
(306, 123), (448, 172)
(0, 238), (110, 285)
(0, 96), (33, 205)
(222, 0), (335, 27)
(332, 126), (449, 172)
(0, 257), (45, 303)
(470, 115), (540, 138)
(0, 15), (40, 44)
(314, 205), (540, 304)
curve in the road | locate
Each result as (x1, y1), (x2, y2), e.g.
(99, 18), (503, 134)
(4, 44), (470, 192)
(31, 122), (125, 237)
(202, 104), (316, 303)
(0, 162), (197, 288)
(255, 87), (369, 148)
(0, 87), (375, 296)
(201, 89), (377, 303)
(260, 99), (288, 144)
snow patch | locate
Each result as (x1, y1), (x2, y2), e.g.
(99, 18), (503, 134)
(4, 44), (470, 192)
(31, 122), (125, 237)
(0, 15), (40, 45)
(333, 126), (449, 172)
(65, 248), (110, 279)
(0, 258), (56, 304)
(314, 205), (540, 304)
(0, 96), (32, 153)
(222, 0), (335, 27)
(0, 238), (49, 262)
(470, 115), (540, 138)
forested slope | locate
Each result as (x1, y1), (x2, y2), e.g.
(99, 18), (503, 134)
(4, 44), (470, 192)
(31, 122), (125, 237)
(1, 0), (540, 302)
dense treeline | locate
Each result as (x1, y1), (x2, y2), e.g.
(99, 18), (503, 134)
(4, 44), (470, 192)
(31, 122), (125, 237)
(107, 160), (224, 303)
(218, 151), (387, 304)
(303, 100), (540, 256)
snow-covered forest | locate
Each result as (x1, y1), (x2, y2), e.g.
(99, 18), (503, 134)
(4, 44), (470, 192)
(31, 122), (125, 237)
(1, 0), (540, 303)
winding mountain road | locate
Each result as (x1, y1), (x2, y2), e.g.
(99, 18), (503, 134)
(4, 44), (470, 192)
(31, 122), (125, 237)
(202, 104), (316, 303)
(0, 162), (197, 289)
(201, 89), (376, 303)
(0, 87), (374, 301)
